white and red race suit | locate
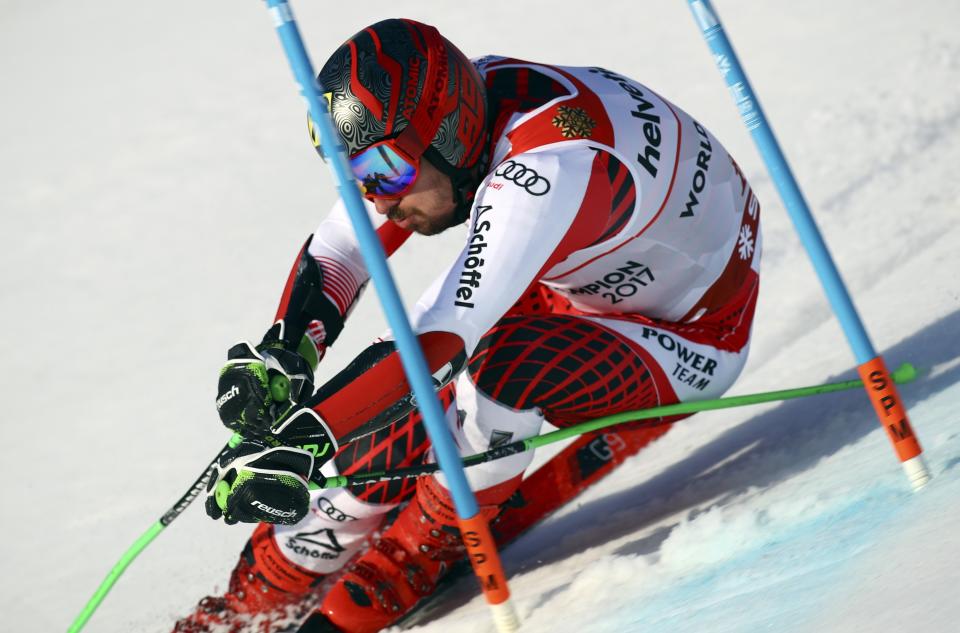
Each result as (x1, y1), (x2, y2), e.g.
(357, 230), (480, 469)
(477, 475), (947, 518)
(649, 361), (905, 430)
(260, 57), (761, 579)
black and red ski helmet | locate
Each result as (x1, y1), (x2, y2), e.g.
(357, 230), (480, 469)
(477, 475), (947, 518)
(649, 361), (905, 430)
(315, 19), (489, 221)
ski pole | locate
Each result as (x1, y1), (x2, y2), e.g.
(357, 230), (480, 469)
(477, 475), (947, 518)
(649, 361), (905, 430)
(262, 2), (518, 630)
(65, 360), (920, 631)
(314, 363), (920, 488)
(67, 433), (243, 633)
(684, 0), (931, 491)
(69, 361), (308, 631)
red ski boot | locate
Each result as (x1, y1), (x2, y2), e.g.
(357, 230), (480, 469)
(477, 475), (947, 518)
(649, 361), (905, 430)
(312, 476), (514, 633)
(173, 523), (326, 633)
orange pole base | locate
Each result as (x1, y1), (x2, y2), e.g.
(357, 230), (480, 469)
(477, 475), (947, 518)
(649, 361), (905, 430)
(857, 356), (931, 489)
(459, 513), (511, 604)
(458, 513), (520, 631)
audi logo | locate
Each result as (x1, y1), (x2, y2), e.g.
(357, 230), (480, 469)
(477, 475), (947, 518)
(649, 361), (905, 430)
(317, 497), (356, 522)
(493, 160), (551, 196)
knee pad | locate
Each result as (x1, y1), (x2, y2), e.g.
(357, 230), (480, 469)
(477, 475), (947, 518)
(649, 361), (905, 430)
(433, 373), (544, 492)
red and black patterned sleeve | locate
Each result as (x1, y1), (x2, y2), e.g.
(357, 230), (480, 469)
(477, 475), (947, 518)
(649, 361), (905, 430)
(271, 199), (412, 361)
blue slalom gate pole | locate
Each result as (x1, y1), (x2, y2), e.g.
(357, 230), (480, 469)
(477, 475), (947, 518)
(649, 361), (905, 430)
(262, 2), (519, 629)
(684, 0), (930, 489)
(264, 0), (473, 523)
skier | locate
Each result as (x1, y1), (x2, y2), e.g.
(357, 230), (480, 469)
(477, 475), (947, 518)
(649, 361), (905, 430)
(174, 17), (761, 633)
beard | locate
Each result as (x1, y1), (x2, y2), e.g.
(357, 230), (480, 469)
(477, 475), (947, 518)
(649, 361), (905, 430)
(417, 213), (457, 236)
(389, 206), (457, 236)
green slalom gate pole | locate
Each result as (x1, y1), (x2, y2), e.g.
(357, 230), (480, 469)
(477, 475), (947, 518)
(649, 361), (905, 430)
(314, 363), (920, 489)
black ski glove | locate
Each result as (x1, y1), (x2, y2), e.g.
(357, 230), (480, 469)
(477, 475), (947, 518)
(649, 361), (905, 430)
(215, 341), (315, 435)
(205, 407), (338, 525)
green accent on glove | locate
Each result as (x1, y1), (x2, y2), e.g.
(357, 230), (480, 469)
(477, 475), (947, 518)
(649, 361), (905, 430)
(215, 480), (231, 511)
(277, 473), (304, 489)
(270, 374), (291, 402)
(217, 469), (257, 513)
(251, 362), (270, 388)
(233, 469), (256, 487)
(297, 334), (321, 373)
(300, 442), (333, 459)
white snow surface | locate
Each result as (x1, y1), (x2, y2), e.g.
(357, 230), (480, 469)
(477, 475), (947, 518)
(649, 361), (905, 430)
(3, 1), (959, 632)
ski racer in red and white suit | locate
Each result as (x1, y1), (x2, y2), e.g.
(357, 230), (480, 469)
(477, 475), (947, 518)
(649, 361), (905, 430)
(176, 23), (761, 633)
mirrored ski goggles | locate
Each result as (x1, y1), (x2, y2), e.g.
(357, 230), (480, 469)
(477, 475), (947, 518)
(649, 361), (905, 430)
(308, 114), (422, 199)
(348, 141), (420, 199)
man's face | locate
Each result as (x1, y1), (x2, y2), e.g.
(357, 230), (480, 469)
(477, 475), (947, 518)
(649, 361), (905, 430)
(372, 158), (458, 236)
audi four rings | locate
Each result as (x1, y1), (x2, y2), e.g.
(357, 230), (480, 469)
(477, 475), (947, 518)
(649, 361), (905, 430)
(493, 160), (552, 196)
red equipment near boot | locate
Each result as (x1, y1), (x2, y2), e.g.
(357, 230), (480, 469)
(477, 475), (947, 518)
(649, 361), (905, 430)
(173, 523), (327, 633)
(314, 476), (515, 633)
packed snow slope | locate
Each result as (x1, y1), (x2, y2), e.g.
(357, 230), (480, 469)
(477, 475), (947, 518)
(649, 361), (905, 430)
(2, 1), (958, 632)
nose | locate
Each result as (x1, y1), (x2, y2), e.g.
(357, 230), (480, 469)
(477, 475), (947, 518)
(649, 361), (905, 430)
(373, 197), (399, 216)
